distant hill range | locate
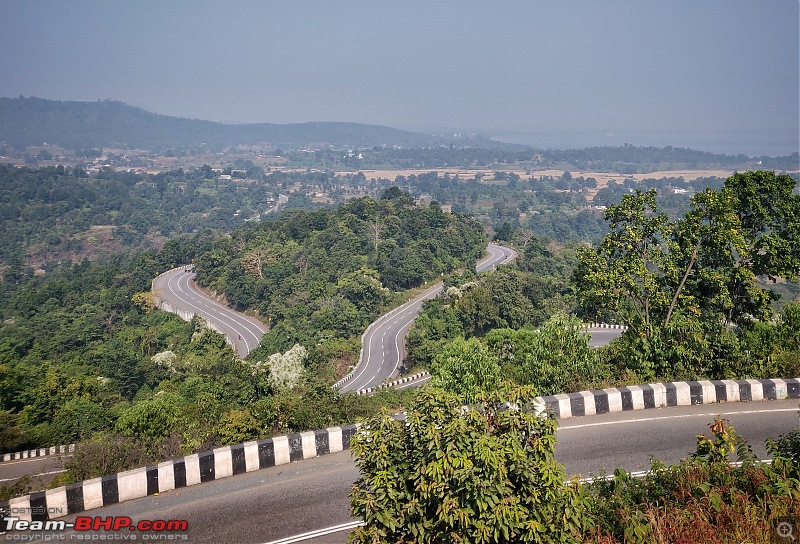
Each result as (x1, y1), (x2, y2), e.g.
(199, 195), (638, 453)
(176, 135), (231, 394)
(0, 96), (456, 150)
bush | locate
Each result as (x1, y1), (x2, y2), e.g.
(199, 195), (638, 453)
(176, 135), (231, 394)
(115, 392), (180, 441)
(349, 384), (588, 543)
(429, 337), (501, 403)
(64, 433), (150, 481)
(768, 428), (800, 465)
(583, 419), (800, 543)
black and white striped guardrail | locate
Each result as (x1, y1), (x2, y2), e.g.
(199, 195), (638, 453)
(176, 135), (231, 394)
(582, 323), (628, 330)
(4, 377), (797, 522)
(0, 425), (358, 523)
(357, 371), (431, 395)
(532, 378), (799, 418)
(1, 444), (74, 463)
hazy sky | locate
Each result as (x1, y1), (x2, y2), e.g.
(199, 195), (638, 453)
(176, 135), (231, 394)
(1, 1), (798, 154)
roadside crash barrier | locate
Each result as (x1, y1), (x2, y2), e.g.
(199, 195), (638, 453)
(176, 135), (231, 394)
(0, 425), (359, 522)
(583, 323), (628, 330)
(531, 378), (799, 419)
(1, 444), (74, 463)
(357, 371), (432, 395)
(3, 377), (797, 522)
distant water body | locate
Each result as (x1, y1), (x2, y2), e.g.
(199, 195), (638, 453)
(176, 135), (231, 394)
(491, 130), (799, 158)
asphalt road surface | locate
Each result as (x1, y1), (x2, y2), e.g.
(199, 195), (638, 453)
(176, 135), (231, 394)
(0, 456), (66, 488)
(20, 400), (797, 544)
(339, 243), (517, 393)
(153, 267), (268, 358)
(585, 327), (625, 347)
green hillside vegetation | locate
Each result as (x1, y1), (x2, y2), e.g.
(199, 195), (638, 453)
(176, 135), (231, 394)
(192, 188), (486, 367)
(409, 172), (800, 400)
(0, 164), (287, 268)
(0, 248), (414, 495)
(1, 163), (797, 518)
(0, 190), (485, 493)
(351, 384), (800, 543)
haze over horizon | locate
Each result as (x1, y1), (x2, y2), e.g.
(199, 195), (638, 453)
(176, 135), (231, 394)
(1, 1), (798, 156)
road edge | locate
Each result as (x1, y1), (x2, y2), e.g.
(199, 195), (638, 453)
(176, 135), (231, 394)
(2, 377), (797, 522)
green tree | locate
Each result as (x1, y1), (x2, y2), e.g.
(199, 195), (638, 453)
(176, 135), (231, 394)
(487, 313), (608, 395)
(349, 385), (587, 543)
(115, 392), (180, 441)
(574, 172), (800, 379)
(429, 337), (501, 403)
(51, 397), (112, 444)
(574, 188), (670, 330)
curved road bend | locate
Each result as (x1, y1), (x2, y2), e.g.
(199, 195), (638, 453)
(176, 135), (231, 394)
(29, 401), (799, 544)
(153, 268), (268, 358)
(339, 243), (517, 393)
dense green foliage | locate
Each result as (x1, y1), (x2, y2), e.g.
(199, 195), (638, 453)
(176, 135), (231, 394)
(406, 234), (577, 371)
(410, 172), (799, 399)
(575, 171), (800, 381)
(428, 337), (502, 403)
(351, 386), (800, 544)
(0, 247), (417, 479)
(486, 314), (611, 396)
(0, 189), (486, 489)
(350, 385), (587, 543)
(194, 190), (486, 359)
(0, 164), (283, 267)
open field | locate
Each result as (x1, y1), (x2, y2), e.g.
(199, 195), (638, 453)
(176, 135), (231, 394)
(335, 168), (739, 184)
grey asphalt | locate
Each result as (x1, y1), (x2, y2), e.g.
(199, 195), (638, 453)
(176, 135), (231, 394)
(339, 243), (517, 393)
(153, 267), (268, 358)
(18, 400), (797, 544)
(585, 327), (625, 347)
(0, 456), (65, 488)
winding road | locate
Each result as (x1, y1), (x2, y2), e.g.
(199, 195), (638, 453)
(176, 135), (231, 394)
(152, 242), (621, 388)
(337, 243), (518, 393)
(153, 267), (268, 358)
(23, 400), (798, 543)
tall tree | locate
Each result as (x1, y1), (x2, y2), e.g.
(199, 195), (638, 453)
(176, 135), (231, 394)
(574, 171), (800, 379)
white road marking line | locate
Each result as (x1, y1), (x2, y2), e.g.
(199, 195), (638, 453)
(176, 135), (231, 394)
(0, 469), (66, 483)
(163, 271), (266, 354)
(261, 520), (364, 544)
(559, 407), (798, 430)
(340, 245), (513, 392)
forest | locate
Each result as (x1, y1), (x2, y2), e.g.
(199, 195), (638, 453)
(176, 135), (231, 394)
(192, 188), (486, 361)
(0, 97), (444, 150)
(3, 159), (798, 277)
(0, 188), (485, 494)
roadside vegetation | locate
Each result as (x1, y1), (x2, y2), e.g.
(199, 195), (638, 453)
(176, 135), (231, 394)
(0, 187), (484, 489)
(410, 171), (800, 398)
(350, 384), (800, 543)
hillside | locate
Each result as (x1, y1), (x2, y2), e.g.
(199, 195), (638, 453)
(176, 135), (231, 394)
(0, 96), (447, 150)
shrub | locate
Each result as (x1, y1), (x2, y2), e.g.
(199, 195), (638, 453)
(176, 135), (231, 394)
(583, 419), (800, 543)
(63, 433), (150, 481)
(768, 428), (800, 465)
(349, 384), (588, 543)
